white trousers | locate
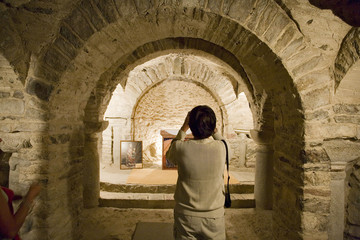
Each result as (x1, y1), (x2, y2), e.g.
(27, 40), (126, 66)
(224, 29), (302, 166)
(173, 212), (226, 240)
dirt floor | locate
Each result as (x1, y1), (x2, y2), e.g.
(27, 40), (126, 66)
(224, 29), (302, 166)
(80, 207), (272, 240)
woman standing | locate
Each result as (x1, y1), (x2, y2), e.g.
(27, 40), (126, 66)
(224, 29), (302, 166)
(166, 105), (231, 240)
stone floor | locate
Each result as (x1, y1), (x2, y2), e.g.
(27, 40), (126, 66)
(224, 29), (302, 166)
(100, 163), (256, 184)
(83, 165), (272, 239)
(80, 207), (273, 240)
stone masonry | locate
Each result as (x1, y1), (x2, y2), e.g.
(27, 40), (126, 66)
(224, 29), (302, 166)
(0, 1), (359, 240)
(103, 53), (255, 168)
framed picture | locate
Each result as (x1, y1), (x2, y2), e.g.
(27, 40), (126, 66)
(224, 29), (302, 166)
(120, 141), (143, 169)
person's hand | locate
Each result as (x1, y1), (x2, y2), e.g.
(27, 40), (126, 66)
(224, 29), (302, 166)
(181, 112), (190, 132)
(25, 183), (41, 203)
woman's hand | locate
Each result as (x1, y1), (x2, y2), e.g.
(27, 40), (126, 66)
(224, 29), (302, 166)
(181, 112), (190, 132)
(24, 183), (41, 203)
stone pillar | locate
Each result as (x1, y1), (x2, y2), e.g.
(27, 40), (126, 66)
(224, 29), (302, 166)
(330, 162), (346, 240)
(250, 129), (274, 210)
(234, 130), (249, 168)
(83, 121), (108, 208)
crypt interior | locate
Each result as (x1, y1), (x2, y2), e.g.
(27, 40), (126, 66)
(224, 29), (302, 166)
(0, 0), (359, 239)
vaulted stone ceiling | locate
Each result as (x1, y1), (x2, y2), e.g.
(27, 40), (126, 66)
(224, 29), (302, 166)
(0, 0), (353, 83)
(0, 0), (355, 54)
(1, 1), (360, 239)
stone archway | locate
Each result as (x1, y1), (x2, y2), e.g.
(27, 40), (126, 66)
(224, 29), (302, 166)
(99, 51), (250, 171)
(7, 1), (336, 239)
(326, 27), (360, 240)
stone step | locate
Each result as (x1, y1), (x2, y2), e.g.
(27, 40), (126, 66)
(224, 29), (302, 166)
(100, 182), (254, 194)
(99, 191), (255, 209)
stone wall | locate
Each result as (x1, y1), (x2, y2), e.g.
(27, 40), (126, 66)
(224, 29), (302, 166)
(103, 78), (255, 169)
(134, 79), (223, 167)
(0, 0), (358, 239)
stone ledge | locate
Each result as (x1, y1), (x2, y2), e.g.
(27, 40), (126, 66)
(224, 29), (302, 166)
(100, 182), (254, 194)
(99, 191), (255, 209)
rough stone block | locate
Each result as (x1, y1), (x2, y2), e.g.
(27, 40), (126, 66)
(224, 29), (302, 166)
(13, 90), (24, 99)
(302, 211), (329, 232)
(0, 98), (24, 115)
(333, 104), (360, 114)
(346, 225), (360, 239)
(302, 196), (330, 213)
(0, 91), (10, 98)
(292, 55), (325, 78)
(264, 12), (289, 45)
(304, 187), (330, 198)
(80, 0), (106, 31)
(133, 0), (154, 15)
(335, 115), (360, 124)
(53, 37), (77, 60)
(302, 86), (330, 110)
(300, 147), (330, 164)
(273, 25), (297, 53)
(13, 122), (48, 132)
(305, 109), (329, 121)
(254, 3), (278, 36)
(94, 0), (119, 23)
(34, 64), (60, 83)
(113, 0), (138, 18)
(43, 47), (70, 73)
(65, 7), (95, 41)
(304, 170), (330, 186)
(348, 204), (360, 225)
(60, 25), (83, 49)
(246, 0), (269, 31)
(323, 139), (360, 163)
(179, 0), (205, 8)
(306, 122), (357, 141)
(25, 108), (49, 121)
(295, 70), (331, 92)
(26, 78), (53, 101)
(207, 0), (221, 13)
(279, 37), (305, 60)
(226, 0), (256, 24)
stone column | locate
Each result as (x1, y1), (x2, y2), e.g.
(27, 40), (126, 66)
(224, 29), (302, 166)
(234, 130), (249, 168)
(250, 129), (274, 210)
(83, 121), (109, 208)
(330, 162), (346, 240)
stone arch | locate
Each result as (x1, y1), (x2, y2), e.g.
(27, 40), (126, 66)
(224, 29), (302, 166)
(101, 52), (245, 169)
(94, 43), (256, 134)
(334, 27), (360, 90)
(326, 38), (360, 239)
(0, 12), (30, 83)
(132, 77), (226, 167)
(24, 1), (334, 239)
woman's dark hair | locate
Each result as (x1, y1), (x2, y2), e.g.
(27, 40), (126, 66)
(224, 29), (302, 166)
(189, 105), (216, 139)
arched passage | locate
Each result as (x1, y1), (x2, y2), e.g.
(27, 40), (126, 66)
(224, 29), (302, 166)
(326, 27), (360, 240)
(100, 51), (250, 168)
(17, 1), (326, 239)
